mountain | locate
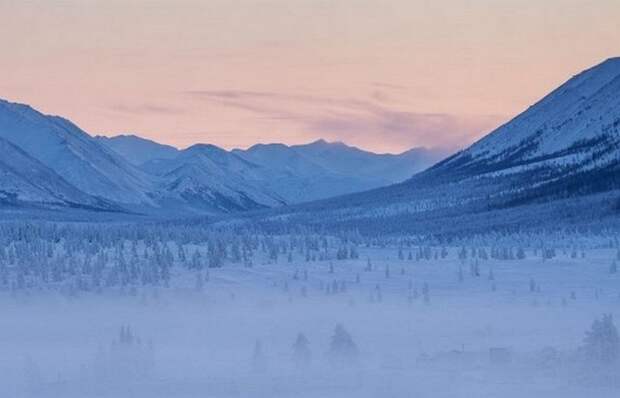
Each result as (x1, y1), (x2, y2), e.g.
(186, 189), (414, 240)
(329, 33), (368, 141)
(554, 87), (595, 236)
(434, 58), (620, 177)
(0, 99), (362, 214)
(0, 101), (285, 214)
(234, 140), (445, 202)
(289, 139), (445, 184)
(232, 141), (390, 203)
(418, 57), (620, 204)
(4, 58), (617, 223)
(104, 134), (447, 204)
(0, 137), (114, 210)
(145, 144), (285, 212)
(235, 140), (447, 202)
(95, 134), (179, 166)
(255, 57), (620, 234)
(0, 100), (155, 205)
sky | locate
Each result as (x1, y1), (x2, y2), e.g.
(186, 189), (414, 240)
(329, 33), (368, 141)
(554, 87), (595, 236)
(0, 0), (618, 153)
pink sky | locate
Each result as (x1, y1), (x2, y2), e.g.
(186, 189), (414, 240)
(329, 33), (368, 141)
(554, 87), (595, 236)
(1, 0), (618, 153)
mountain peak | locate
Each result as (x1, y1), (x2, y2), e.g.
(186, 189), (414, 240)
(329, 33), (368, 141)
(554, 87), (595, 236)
(307, 138), (347, 148)
(600, 56), (620, 67)
(419, 57), (620, 192)
(95, 134), (179, 166)
(185, 143), (225, 153)
(244, 142), (290, 152)
(0, 98), (155, 205)
(101, 133), (148, 141)
(0, 98), (32, 110)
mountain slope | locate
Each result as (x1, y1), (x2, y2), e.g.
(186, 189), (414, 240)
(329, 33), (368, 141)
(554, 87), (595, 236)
(0, 99), (445, 215)
(144, 144), (285, 212)
(107, 134), (447, 205)
(435, 57), (620, 180)
(288, 139), (446, 184)
(95, 134), (179, 166)
(417, 57), (620, 203)
(250, 57), (620, 233)
(0, 137), (114, 210)
(0, 100), (155, 205)
(234, 142), (392, 203)
(236, 140), (447, 202)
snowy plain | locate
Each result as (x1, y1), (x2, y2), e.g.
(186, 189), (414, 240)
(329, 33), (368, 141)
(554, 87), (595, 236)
(1, 236), (619, 398)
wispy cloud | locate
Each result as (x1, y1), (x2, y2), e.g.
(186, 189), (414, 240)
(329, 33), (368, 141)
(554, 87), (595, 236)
(107, 103), (184, 115)
(185, 89), (504, 149)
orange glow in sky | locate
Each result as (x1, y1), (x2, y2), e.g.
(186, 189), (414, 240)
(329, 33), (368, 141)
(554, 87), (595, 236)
(1, 0), (618, 153)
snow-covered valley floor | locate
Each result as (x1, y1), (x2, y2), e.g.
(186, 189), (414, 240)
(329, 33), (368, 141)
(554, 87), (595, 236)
(1, 245), (620, 397)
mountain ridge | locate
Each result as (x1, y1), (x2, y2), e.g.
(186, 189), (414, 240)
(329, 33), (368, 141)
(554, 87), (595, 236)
(106, 134), (448, 205)
(0, 98), (447, 215)
(0, 99), (156, 205)
(0, 136), (117, 211)
(241, 57), (620, 234)
(3, 57), (617, 225)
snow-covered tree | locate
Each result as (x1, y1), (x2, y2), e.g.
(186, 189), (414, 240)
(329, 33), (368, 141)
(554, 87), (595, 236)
(292, 333), (311, 368)
(582, 314), (620, 365)
(329, 324), (358, 364)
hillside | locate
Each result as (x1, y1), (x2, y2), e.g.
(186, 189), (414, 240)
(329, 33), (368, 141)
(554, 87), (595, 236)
(245, 58), (620, 234)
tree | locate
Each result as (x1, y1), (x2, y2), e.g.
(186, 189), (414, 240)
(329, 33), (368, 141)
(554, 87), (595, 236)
(422, 282), (430, 304)
(252, 339), (266, 372)
(292, 333), (311, 368)
(190, 249), (202, 269)
(582, 314), (620, 365)
(194, 272), (204, 292)
(329, 324), (358, 364)
(440, 247), (448, 259)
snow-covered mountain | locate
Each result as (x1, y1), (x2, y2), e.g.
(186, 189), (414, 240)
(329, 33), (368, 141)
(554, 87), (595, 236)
(101, 134), (446, 204)
(385, 57), (620, 201)
(0, 137), (114, 210)
(286, 139), (444, 184)
(0, 99), (442, 215)
(145, 144), (285, 212)
(0, 100), (155, 205)
(0, 101), (276, 214)
(140, 139), (431, 210)
(3, 58), (617, 222)
(261, 57), (620, 233)
(234, 140), (446, 202)
(95, 134), (179, 166)
(413, 57), (620, 206)
(433, 57), (620, 181)
(231, 142), (372, 203)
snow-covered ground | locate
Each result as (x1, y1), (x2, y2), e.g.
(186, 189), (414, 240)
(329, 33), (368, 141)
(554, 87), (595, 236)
(1, 243), (619, 398)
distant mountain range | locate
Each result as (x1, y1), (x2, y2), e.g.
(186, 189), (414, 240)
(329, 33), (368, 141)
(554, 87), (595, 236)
(0, 98), (446, 215)
(257, 57), (620, 234)
(96, 135), (446, 206)
(3, 57), (618, 230)
(0, 100), (155, 209)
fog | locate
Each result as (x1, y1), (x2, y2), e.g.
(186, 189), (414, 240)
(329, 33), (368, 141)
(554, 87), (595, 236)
(2, 241), (619, 398)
